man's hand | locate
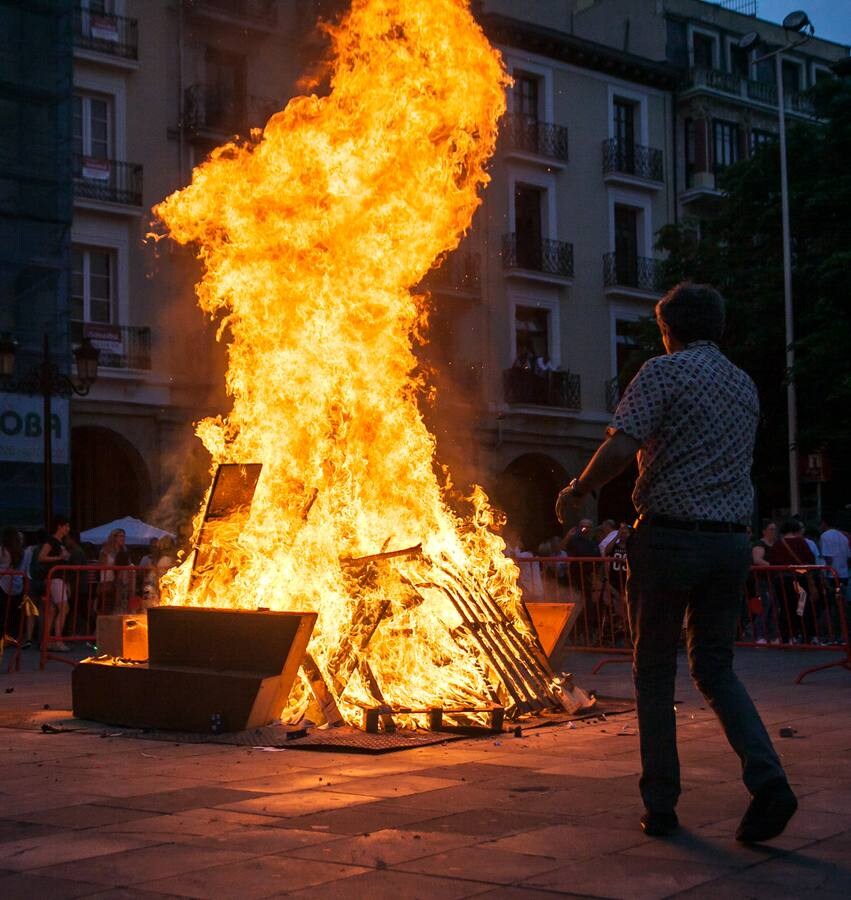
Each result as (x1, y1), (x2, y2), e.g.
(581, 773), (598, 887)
(555, 482), (584, 524)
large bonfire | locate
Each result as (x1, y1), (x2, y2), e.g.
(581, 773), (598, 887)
(154, 0), (556, 725)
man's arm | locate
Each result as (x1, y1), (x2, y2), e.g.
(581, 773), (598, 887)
(574, 430), (642, 496)
(556, 430), (641, 523)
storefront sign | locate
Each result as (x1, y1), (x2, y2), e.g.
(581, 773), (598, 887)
(0, 393), (70, 464)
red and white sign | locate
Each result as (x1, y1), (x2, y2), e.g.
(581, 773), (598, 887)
(89, 15), (119, 43)
(84, 323), (123, 354)
(82, 157), (110, 181)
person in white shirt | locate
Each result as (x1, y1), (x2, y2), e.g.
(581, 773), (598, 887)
(820, 514), (850, 593)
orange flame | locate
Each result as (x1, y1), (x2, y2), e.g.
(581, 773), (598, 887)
(154, 0), (537, 723)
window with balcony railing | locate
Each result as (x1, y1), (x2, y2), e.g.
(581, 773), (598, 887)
(603, 253), (661, 293)
(503, 368), (581, 410)
(501, 113), (569, 161)
(502, 234), (574, 278)
(602, 138), (663, 182)
(71, 321), (152, 371)
(73, 6), (138, 60)
(73, 155), (143, 206)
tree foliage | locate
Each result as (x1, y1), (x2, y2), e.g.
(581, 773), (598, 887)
(654, 78), (851, 515)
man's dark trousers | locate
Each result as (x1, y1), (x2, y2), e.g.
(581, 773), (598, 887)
(626, 523), (785, 813)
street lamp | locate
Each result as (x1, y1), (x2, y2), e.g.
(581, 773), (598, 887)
(739, 10), (814, 515)
(0, 332), (100, 529)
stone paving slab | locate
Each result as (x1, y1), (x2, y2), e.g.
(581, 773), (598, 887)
(1, 647), (850, 898)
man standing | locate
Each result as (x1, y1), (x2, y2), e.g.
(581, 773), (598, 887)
(556, 283), (796, 842)
(820, 514), (850, 598)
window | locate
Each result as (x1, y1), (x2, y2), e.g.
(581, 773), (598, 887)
(514, 184), (543, 269)
(73, 92), (112, 159)
(205, 47), (246, 129)
(684, 118), (696, 188)
(750, 128), (774, 154)
(71, 247), (114, 325)
(614, 205), (639, 284)
(730, 44), (750, 79)
(713, 119), (740, 173)
(515, 306), (549, 362)
(514, 71), (540, 123)
(693, 32), (715, 69)
(781, 60), (801, 95)
(615, 319), (641, 376)
(813, 66), (832, 84)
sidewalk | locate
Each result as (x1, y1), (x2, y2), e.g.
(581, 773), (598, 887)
(1, 646), (849, 899)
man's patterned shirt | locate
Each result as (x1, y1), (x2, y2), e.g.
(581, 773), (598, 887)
(609, 341), (758, 522)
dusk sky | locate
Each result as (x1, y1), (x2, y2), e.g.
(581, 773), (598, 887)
(756, 0), (851, 47)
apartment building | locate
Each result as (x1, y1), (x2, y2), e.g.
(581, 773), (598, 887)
(567, 0), (848, 216)
(425, 1), (677, 545)
(1, 0), (341, 531)
(3, 1), (845, 543)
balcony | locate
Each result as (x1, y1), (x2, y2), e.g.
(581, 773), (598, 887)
(602, 138), (663, 186)
(501, 113), (569, 166)
(502, 234), (574, 282)
(504, 368), (581, 410)
(71, 323), (152, 371)
(183, 0), (277, 31)
(73, 155), (143, 208)
(603, 252), (662, 297)
(683, 68), (818, 119)
(418, 252), (480, 298)
(184, 86), (278, 139)
(73, 7), (138, 62)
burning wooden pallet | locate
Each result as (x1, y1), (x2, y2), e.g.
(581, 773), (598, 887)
(185, 464), (591, 730)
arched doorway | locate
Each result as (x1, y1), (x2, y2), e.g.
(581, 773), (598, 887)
(597, 460), (637, 526)
(71, 426), (152, 531)
(492, 453), (569, 553)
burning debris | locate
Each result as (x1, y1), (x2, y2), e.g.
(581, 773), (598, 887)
(152, 0), (588, 728)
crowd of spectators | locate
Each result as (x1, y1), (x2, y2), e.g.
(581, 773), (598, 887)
(504, 510), (850, 650)
(0, 520), (177, 653)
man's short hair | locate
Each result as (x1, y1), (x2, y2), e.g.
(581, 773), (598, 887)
(656, 282), (726, 345)
(780, 519), (803, 536)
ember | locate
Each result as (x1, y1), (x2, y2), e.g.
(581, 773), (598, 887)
(153, 0), (581, 726)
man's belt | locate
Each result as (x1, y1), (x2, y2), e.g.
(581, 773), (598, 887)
(636, 515), (747, 534)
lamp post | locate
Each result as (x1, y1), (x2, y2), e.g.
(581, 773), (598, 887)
(0, 332), (99, 529)
(739, 10), (814, 516)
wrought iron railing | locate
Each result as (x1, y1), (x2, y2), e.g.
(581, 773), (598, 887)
(183, 0), (276, 27)
(501, 113), (569, 162)
(73, 8), (138, 60)
(502, 234), (574, 278)
(605, 376), (621, 414)
(601, 138), (663, 182)
(603, 252), (661, 293)
(504, 368), (581, 410)
(70, 323), (152, 371)
(420, 252), (480, 295)
(184, 84), (246, 133)
(73, 155), (143, 206)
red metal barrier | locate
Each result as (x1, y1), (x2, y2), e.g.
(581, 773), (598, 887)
(512, 556), (850, 683)
(39, 565), (154, 670)
(1, 568), (31, 673)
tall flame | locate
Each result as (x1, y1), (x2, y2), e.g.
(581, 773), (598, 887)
(154, 0), (536, 723)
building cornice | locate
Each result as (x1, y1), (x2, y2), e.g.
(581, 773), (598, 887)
(477, 12), (679, 91)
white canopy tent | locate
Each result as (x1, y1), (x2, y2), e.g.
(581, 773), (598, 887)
(80, 516), (175, 546)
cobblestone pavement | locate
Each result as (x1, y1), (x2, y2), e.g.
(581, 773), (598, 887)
(0, 645), (849, 899)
